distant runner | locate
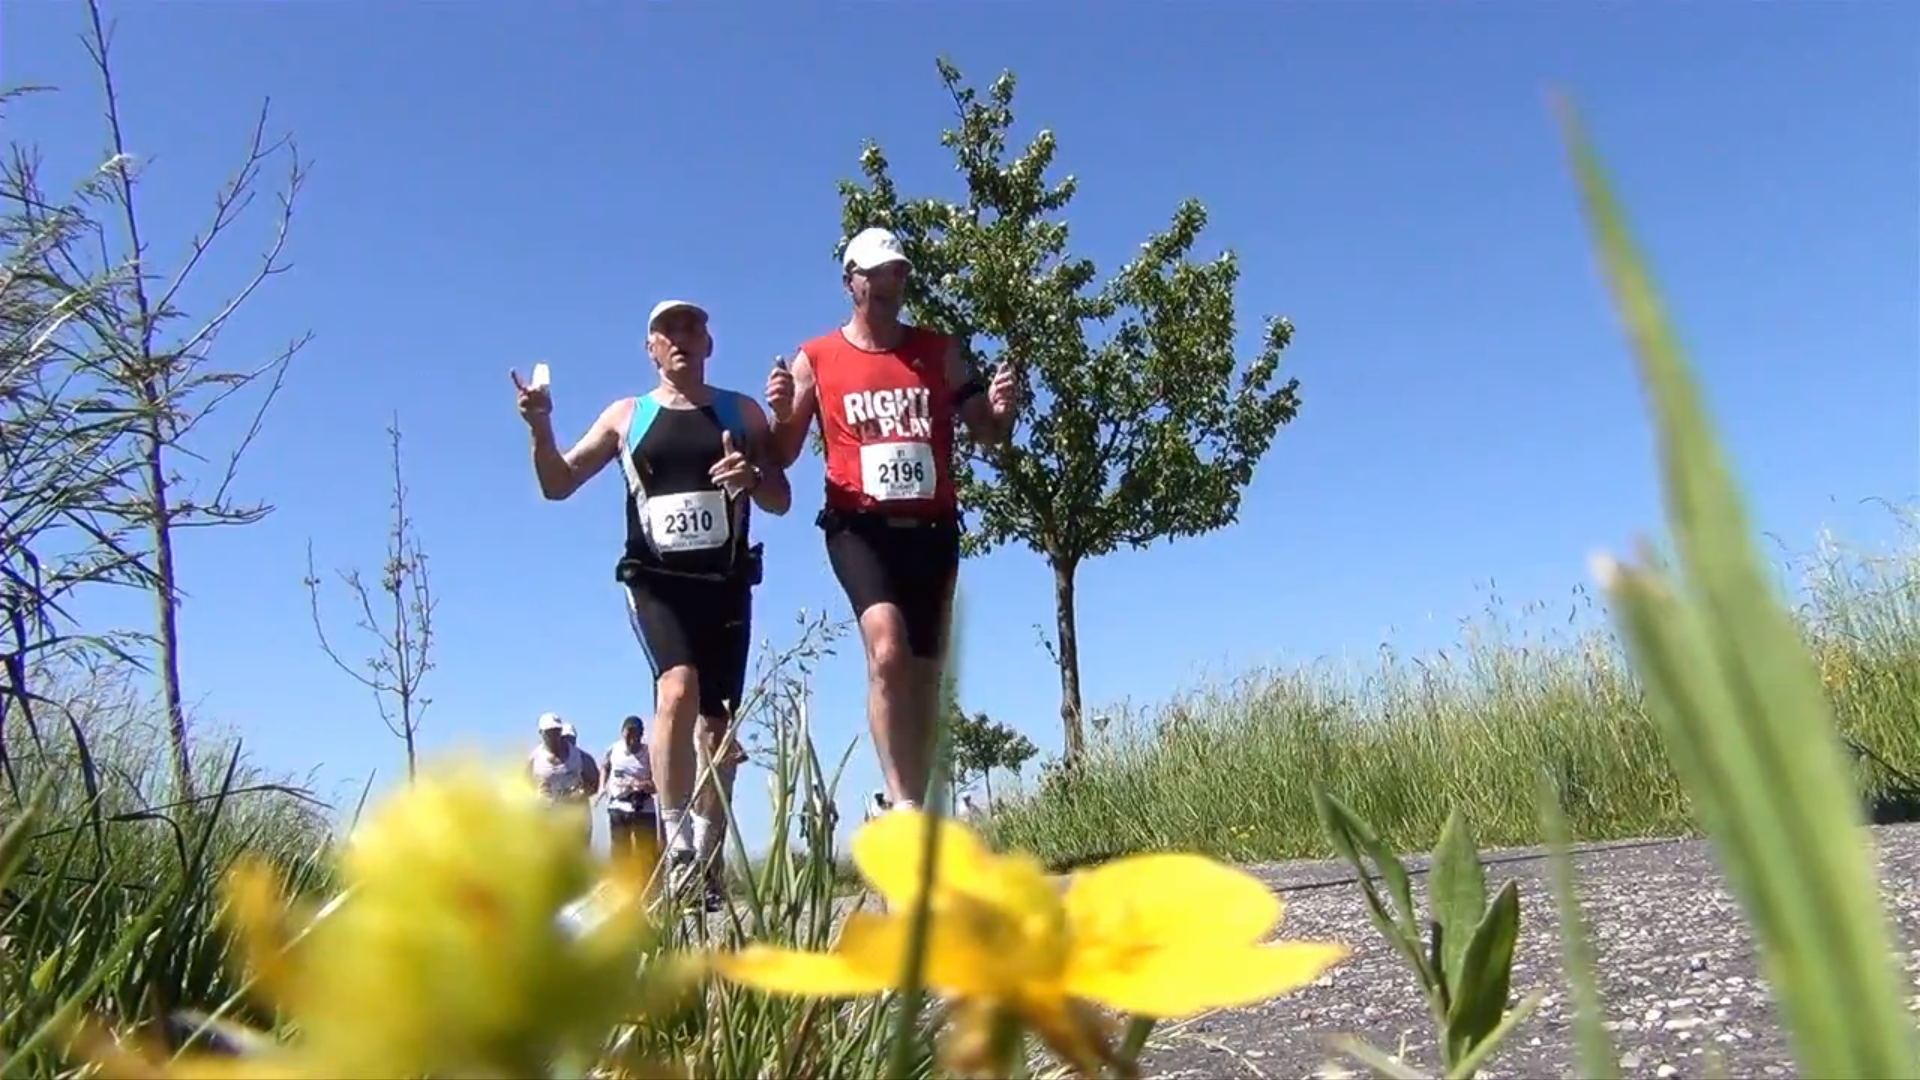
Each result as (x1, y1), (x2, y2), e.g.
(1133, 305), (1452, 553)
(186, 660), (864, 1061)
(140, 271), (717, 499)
(514, 298), (790, 910)
(602, 715), (658, 863)
(765, 227), (1019, 812)
(560, 721), (602, 800)
(529, 712), (593, 843)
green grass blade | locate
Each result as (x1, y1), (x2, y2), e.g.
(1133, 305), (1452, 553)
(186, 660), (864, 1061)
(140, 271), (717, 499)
(884, 588), (964, 1079)
(1331, 1035), (1431, 1080)
(1444, 988), (1545, 1080)
(1556, 93), (1919, 1077)
(0, 894), (162, 1073)
(0, 778), (53, 893)
(1537, 773), (1622, 1080)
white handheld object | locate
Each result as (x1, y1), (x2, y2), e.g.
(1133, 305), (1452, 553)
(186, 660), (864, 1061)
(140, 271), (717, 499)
(530, 363), (551, 391)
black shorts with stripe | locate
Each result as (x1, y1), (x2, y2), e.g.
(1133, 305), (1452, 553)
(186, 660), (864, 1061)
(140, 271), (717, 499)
(624, 572), (752, 719)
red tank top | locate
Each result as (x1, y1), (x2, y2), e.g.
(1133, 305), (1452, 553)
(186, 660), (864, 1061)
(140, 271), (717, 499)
(804, 325), (959, 519)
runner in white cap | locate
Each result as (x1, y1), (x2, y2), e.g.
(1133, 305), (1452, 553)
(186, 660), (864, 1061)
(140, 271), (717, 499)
(558, 721), (602, 801)
(528, 712), (593, 843)
(765, 228), (1019, 813)
(512, 299), (791, 911)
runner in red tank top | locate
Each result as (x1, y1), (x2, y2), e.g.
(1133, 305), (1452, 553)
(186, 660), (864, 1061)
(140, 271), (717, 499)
(764, 226), (1020, 812)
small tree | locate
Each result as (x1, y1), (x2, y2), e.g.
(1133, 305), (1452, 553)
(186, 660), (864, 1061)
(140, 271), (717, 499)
(303, 416), (436, 780)
(838, 59), (1302, 763)
(948, 702), (1039, 805)
(46, 0), (314, 798)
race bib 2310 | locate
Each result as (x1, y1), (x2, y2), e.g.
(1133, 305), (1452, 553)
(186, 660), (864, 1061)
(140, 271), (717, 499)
(647, 490), (730, 551)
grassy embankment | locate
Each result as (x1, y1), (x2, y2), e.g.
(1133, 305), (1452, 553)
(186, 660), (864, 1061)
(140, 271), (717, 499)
(986, 514), (1920, 871)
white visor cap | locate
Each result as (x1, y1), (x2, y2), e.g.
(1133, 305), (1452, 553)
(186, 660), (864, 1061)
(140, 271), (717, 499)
(647, 299), (708, 332)
(842, 227), (912, 273)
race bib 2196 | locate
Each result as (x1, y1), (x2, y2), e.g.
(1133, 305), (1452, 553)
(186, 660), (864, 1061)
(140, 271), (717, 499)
(860, 441), (936, 501)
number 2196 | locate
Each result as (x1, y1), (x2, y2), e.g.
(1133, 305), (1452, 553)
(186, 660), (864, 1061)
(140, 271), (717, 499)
(662, 509), (715, 534)
(877, 460), (927, 486)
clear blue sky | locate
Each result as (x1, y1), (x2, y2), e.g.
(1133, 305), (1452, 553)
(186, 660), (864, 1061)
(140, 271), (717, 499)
(8, 2), (1915, 852)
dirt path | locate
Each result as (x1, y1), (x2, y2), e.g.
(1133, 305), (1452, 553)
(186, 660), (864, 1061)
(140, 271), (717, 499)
(1135, 822), (1920, 1079)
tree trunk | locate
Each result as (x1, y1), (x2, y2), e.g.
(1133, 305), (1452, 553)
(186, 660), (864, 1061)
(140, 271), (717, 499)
(983, 770), (994, 806)
(142, 429), (193, 801)
(1051, 556), (1086, 764)
(393, 579), (419, 781)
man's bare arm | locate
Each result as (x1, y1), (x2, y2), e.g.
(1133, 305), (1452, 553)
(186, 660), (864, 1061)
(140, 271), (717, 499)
(947, 338), (1013, 446)
(533, 398), (628, 500)
(768, 349), (820, 470)
(741, 400), (793, 515)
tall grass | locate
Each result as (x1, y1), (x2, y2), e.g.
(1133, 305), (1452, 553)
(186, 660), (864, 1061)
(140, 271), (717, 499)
(987, 511), (1920, 870)
(0, 660), (338, 1074)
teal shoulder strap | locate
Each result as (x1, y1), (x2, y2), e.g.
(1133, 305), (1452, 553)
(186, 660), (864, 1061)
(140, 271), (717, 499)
(624, 394), (663, 498)
(710, 389), (751, 452)
(628, 394), (662, 454)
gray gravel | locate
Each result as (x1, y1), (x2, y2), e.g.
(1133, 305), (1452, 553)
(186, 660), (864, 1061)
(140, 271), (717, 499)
(1134, 822), (1920, 1079)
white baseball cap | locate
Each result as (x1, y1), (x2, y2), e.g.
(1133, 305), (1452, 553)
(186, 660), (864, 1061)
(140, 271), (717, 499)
(537, 712), (565, 732)
(842, 227), (911, 273)
(647, 299), (708, 331)
(560, 722), (577, 739)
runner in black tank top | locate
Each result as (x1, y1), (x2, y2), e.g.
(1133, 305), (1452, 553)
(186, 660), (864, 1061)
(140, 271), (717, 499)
(620, 397), (753, 581)
(510, 297), (792, 914)
(617, 388), (758, 727)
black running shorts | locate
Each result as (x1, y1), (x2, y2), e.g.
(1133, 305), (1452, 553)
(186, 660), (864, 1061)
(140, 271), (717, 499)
(624, 573), (752, 718)
(607, 806), (657, 833)
(821, 510), (962, 660)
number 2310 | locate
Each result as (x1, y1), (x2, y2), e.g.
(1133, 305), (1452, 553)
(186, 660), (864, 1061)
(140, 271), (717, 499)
(662, 509), (715, 534)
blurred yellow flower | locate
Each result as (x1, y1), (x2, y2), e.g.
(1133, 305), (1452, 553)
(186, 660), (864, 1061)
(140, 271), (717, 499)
(713, 810), (1347, 1073)
(81, 759), (659, 1079)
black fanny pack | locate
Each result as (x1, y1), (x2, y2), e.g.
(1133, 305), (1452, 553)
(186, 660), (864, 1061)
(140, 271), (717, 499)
(817, 507), (963, 535)
(616, 542), (763, 589)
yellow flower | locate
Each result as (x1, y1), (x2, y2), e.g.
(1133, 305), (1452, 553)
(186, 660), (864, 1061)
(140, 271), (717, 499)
(712, 811), (1348, 1073)
(81, 759), (660, 1079)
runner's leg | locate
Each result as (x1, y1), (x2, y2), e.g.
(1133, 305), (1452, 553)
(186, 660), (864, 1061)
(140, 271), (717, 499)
(690, 585), (752, 904)
(827, 521), (930, 807)
(625, 579), (703, 862)
(901, 524), (962, 803)
(608, 809), (631, 864)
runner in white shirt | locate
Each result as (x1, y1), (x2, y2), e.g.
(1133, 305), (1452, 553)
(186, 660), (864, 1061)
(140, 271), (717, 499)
(602, 715), (658, 862)
(528, 712), (593, 844)
(560, 721), (602, 799)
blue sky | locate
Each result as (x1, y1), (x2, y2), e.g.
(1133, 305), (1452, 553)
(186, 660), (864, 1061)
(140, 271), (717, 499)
(8, 2), (1915, 852)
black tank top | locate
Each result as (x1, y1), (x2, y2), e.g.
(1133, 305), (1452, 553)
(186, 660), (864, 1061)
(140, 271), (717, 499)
(618, 392), (753, 579)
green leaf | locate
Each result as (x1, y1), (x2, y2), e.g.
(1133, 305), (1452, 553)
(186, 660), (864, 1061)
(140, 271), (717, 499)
(1444, 988), (1546, 1080)
(1313, 787), (1436, 995)
(1443, 879), (1521, 1069)
(1537, 773), (1622, 1080)
(1556, 93), (1920, 1077)
(1428, 808), (1488, 1008)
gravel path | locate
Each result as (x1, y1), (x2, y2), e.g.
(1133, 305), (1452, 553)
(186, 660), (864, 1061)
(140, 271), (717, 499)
(1135, 821), (1920, 1079)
